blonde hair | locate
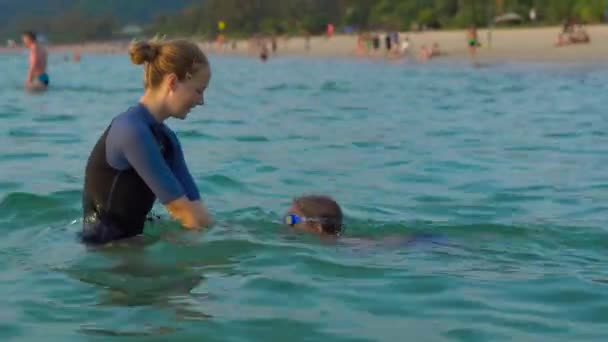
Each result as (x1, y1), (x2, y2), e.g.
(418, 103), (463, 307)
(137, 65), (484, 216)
(129, 38), (209, 89)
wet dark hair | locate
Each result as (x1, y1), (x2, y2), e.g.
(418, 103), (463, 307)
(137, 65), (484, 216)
(22, 31), (36, 41)
(293, 195), (343, 235)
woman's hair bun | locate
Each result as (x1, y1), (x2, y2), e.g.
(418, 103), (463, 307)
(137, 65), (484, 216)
(129, 40), (160, 65)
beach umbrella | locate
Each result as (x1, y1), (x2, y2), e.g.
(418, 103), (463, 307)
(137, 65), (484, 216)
(494, 12), (523, 24)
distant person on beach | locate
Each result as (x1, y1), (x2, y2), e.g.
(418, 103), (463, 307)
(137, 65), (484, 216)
(73, 49), (81, 63)
(356, 33), (365, 56)
(555, 19), (590, 46)
(390, 31), (399, 46)
(304, 31), (311, 51)
(372, 33), (380, 51)
(260, 43), (269, 62)
(384, 33), (392, 53)
(529, 8), (537, 23)
(399, 36), (411, 56)
(418, 44), (431, 62)
(431, 42), (442, 57)
(326, 23), (334, 39)
(80, 39), (213, 245)
(270, 34), (277, 53)
(21, 31), (49, 92)
(466, 25), (480, 63)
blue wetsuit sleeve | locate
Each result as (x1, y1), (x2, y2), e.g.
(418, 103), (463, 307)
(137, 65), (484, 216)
(167, 130), (201, 201)
(109, 121), (185, 204)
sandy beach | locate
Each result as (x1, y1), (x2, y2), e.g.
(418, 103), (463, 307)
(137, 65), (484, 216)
(3, 25), (607, 64)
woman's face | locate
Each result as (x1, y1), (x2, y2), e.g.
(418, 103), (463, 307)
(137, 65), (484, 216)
(168, 67), (211, 119)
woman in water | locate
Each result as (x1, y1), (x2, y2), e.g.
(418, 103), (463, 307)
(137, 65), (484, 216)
(80, 39), (213, 244)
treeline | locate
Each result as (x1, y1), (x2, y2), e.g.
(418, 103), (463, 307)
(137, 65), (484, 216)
(150, 0), (608, 38)
(0, 0), (195, 43)
(5, 10), (118, 43)
(4, 0), (608, 43)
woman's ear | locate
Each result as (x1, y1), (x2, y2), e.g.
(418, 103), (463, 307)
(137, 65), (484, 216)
(166, 73), (179, 92)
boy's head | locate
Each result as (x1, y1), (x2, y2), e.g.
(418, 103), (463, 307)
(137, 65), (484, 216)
(21, 31), (36, 47)
(284, 195), (343, 235)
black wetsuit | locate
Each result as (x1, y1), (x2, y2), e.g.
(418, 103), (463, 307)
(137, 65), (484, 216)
(81, 103), (200, 244)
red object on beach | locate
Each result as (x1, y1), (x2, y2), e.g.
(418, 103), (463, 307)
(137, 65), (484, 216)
(327, 24), (334, 37)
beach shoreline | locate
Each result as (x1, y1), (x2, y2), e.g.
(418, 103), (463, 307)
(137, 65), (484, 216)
(2, 25), (607, 64)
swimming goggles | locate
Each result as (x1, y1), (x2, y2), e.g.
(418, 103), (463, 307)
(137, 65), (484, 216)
(283, 213), (318, 226)
(283, 214), (343, 230)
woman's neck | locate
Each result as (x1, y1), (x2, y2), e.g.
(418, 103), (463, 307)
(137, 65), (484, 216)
(140, 90), (169, 122)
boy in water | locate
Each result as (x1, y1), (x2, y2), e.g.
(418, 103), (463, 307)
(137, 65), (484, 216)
(284, 195), (344, 236)
(284, 195), (445, 247)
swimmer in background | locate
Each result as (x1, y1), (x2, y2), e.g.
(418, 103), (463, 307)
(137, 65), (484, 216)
(21, 31), (49, 92)
(80, 39), (213, 245)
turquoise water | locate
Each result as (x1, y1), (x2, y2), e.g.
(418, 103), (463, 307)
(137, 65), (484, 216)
(1, 52), (607, 341)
